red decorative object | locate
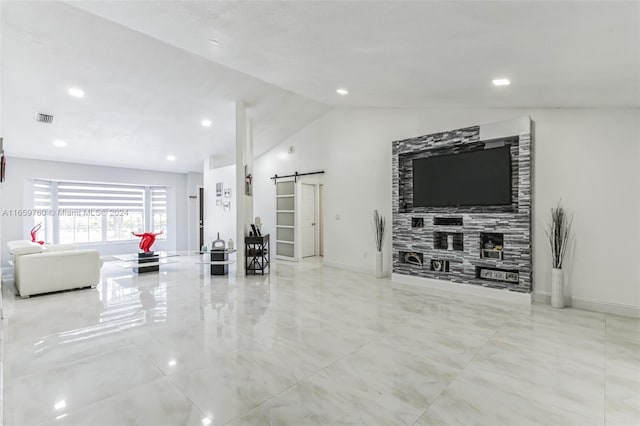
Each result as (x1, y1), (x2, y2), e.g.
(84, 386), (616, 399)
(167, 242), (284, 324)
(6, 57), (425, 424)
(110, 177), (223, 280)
(131, 230), (164, 253)
(30, 223), (45, 245)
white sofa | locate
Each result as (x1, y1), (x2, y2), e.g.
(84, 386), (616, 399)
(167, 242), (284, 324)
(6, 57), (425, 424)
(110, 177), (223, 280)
(7, 240), (103, 298)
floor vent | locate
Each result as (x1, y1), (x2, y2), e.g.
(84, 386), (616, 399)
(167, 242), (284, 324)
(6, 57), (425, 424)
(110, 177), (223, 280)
(35, 112), (54, 124)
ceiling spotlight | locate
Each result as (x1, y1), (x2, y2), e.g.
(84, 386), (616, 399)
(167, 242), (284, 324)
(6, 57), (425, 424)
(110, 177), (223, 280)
(68, 87), (85, 98)
(53, 139), (67, 148)
(336, 88), (349, 96)
(201, 119), (212, 127)
(492, 78), (511, 87)
(54, 400), (67, 411)
(168, 359), (177, 367)
(208, 39), (221, 47)
(167, 155), (176, 161)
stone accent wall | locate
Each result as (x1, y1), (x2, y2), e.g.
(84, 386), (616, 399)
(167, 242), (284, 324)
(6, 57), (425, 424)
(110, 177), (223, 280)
(392, 126), (532, 293)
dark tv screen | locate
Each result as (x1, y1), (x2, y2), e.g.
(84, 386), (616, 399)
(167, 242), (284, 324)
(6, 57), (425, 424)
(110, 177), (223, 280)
(412, 147), (512, 207)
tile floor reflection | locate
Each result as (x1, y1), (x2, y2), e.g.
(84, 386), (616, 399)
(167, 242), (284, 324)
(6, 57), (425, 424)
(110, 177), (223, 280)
(2, 256), (639, 425)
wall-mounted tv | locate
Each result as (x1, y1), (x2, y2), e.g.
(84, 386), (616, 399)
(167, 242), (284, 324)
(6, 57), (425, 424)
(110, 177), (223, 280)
(412, 146), (512, 207)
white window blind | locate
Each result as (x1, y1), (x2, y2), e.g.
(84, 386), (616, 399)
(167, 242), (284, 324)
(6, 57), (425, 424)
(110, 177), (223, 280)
(32, 179), (53, 243)
(57, 182), (145, 212)
(151, 187), (167, 214)
(33, 179), (52, 210)
(151, 187), (167, 237)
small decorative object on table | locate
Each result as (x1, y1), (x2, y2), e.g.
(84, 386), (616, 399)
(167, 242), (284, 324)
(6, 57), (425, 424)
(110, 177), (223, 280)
(212, 232), (225, 250)
(373, 209), (386, 278)
(545, 201), (574, 308)
(131, 230), (164, 273)
(131, 230), (164, 254)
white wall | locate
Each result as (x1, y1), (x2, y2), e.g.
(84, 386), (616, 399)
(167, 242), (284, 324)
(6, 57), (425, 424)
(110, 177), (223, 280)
(203, 161), (236, 249)
(1, 157), (190, 265)
(253, 107), (640, 310)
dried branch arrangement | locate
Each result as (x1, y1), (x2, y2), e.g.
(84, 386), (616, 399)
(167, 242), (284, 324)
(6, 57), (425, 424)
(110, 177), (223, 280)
(545, 201), (573, 269)
(373, 210), (386, 252)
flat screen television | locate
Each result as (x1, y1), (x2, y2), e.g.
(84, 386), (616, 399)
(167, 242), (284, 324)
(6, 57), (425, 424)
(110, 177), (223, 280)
(412, 146), (512, 207)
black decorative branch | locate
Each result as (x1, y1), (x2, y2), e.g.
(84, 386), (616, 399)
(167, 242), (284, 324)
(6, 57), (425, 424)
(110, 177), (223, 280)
(545, 201), (574, 269)
(373, 210), (386, 252)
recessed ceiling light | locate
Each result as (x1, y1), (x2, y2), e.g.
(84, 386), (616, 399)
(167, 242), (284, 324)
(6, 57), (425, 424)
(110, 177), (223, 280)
(492, 78), (511, 87)
(167, 155), (176, 161)
(68, 87), (85, 98)
(201, 119), (212, 127)
(202, 418), (212, 426)
(208, 39), (221, 47)
(53, 139), (67, 148)
(54, 400), (67, 410)
(168, 359), (177, 367)
(336, 88), (349, 96)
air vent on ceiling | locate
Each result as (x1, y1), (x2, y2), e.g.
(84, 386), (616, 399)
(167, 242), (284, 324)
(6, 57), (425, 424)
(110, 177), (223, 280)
(35, 112), (54, 124)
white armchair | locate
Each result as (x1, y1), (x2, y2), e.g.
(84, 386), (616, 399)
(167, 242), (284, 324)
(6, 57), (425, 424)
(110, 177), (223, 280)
(7, 240), (103, 298)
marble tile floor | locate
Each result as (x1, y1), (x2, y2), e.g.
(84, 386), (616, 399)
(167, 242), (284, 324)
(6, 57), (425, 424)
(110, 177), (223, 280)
(1, 256), (638, 425)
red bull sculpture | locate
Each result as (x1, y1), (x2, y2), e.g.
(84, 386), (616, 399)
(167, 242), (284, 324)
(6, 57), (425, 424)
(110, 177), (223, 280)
(30, 223), (45, 245)
(131, 230), (164, 253)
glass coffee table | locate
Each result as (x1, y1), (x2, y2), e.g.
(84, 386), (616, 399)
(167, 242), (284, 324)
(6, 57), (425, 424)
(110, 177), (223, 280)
(113, 251), (180, 273)
(195, 250), (237, 275)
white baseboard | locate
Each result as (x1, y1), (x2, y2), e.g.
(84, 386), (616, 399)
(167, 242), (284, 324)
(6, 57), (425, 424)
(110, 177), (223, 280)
(321, 263), (639, 317)
(534, 292), (640, 318)
(392, 273), (532, 305)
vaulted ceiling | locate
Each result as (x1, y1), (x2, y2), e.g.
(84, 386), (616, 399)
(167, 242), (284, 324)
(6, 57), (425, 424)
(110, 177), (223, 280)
(2, 1), (638, 172)
(70, 0), (640, 108)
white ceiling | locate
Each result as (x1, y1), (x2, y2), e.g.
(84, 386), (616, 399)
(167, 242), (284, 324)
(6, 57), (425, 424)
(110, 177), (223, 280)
(0, 2), (327, 172)
(69, 0), (639, 108)
(1, 1), (638, 173)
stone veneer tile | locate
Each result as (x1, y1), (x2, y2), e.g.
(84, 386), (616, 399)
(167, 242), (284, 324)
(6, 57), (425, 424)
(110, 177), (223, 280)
(392, 126), (532, 293)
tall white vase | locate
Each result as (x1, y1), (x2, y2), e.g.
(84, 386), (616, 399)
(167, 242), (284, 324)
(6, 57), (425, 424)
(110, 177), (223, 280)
(375, 252), (383, 278)
(551, 267), (564, 308)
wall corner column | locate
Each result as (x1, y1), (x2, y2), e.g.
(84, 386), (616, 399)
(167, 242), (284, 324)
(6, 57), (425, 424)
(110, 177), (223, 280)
(235, 101), (253, 276)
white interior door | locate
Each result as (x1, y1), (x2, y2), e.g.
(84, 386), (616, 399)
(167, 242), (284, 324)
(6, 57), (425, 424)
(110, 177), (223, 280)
(301, 184), (316, 258)
(275, 180), (296, 260)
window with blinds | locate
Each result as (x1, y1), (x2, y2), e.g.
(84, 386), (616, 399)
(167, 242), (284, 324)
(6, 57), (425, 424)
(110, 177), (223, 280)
(33, 179), (52, 210)
(32, 179), (53, 243)
(151, 187), (167, 239)
(57, 182), (146, 243)
(33, 179), (168, 245)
